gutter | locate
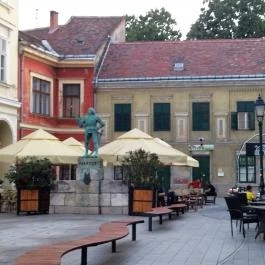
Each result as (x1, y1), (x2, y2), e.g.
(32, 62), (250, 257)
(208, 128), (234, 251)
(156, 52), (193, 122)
(96, 74), (265, 83)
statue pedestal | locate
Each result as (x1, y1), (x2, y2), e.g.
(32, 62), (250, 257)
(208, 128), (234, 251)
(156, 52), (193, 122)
(49, 157), (129, 215)
(76, 157), (104, 214)
(78, 157), (104, 184)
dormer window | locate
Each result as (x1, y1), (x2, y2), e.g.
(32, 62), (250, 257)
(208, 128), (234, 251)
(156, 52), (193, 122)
(174, 62), (184, 71)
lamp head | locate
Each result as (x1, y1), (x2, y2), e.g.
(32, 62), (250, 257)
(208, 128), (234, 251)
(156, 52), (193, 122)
(255, 94), (265, 122)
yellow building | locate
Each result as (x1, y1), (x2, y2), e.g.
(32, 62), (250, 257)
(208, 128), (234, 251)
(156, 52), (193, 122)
(95, 39), (265, 196)
(0, 0), (20, 181)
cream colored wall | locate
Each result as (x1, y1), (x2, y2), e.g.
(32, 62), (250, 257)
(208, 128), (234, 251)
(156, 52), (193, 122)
(96, 82), (265, 196)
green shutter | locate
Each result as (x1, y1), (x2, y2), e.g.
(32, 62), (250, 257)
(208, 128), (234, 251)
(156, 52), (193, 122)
(237, 101), (254, 112)
(231, 112), (238, 130)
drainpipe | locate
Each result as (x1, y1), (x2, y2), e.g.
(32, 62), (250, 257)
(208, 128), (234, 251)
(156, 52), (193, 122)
(92, 36), (111, 214)
(18, 41), (24, 140)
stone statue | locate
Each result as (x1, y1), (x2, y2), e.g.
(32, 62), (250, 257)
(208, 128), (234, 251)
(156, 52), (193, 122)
(76, 107), (105, 157)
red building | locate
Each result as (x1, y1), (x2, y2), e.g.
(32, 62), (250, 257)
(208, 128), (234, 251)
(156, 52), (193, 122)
(18, 11), (125, 141)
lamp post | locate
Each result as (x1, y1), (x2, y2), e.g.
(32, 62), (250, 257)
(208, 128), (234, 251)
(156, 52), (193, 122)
(255, 94), (265, 196)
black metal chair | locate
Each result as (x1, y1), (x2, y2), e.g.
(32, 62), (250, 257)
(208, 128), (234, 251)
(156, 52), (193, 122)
(235, 192), (248, 206)
(224, 196), (259, 237)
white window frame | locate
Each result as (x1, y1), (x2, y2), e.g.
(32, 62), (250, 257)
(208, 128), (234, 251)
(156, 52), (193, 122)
(237, 112), (249, 130)
(0, 38), (7, 82)
(30, 73), (53, 116)
(58, 79), (84, 118)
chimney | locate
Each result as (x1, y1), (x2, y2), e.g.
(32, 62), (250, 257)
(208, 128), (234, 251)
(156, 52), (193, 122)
(49, 11), (58, 33)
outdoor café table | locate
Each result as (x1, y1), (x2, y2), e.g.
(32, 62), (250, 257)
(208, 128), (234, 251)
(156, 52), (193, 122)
(249, 201), (265, 206)
(244, 205), (265, 240)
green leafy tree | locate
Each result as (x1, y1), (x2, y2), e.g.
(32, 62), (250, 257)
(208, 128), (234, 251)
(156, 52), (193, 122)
(121, 149), (164, 186)
(5, 157), (57, 188)
(187, 0), (265, 40)
(126, 8), (182, 41)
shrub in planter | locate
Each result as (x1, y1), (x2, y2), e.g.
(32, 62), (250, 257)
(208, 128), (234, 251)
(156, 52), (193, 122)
(5, 157), (56, 188)
(121, 149), (164, 187)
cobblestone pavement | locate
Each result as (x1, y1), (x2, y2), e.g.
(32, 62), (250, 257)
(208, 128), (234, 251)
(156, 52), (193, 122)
(0, 198), (264, 265)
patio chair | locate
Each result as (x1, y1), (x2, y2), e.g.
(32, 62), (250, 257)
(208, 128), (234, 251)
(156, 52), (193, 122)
(224, 196), (259, 237)
(235, 192), (248, 206)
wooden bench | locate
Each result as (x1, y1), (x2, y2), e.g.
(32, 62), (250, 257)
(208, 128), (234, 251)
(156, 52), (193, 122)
(167, 203), (187, 216)
(144, 207), (173, 231)
(14, 218), (144, 265)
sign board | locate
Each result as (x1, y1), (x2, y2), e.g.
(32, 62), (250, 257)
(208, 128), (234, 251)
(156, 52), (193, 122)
(246, 142), (265, 156)
(188, 144), (215, 152)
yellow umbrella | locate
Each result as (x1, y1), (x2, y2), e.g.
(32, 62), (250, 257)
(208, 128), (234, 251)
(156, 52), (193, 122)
(0, 129), (81, 164)
(62, 137), (86, 155)
(153, 138), (199, 167)
(99, 128), (193, 166)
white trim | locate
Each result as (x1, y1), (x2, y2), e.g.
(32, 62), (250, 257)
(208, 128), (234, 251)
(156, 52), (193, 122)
(216, 117), (226, 139)
(30, 72), (54, 116)
(137, 117), (148, 133)
(20, 122), (83, 133)
(58, 79), (84, 117)
(0, 96), (20, 108)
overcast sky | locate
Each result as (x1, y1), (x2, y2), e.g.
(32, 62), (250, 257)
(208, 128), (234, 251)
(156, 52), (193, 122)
(18, 0), (204, 39)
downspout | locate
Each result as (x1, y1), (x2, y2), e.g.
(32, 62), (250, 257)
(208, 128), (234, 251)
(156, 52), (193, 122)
(18, 41), (24, 140)
(92, 36), (111, 214)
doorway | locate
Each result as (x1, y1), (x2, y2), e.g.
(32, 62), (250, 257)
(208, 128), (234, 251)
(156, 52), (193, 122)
(192, 156), (210, 185)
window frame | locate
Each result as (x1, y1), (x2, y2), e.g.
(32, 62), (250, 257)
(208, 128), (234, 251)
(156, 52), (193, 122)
(114, 103), (131, 132)
(231, 101), (255, 130)
(153, 103), (171, 131)
(62, 83), (81, 118)
(31, 75), (52, 116)
(0, 38), (7, 82)
(59, 165), (77, 180)
(238, 155), (256, 183)
(192, 102), (210, 131)
(114, 166), (123, 180)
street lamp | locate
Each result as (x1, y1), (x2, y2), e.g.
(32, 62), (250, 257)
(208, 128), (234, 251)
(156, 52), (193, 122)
(255, 94), (265, 196)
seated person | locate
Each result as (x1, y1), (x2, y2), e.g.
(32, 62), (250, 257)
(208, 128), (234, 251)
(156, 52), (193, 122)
(167, 190), (178, 205)
(157, 183), (166, 206)
(204, 181), (217, 196)
(188, 179), (202, 189)
(246, 185), (255, 203)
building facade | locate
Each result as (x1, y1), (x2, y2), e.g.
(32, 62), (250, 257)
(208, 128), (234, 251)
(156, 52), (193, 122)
(0, 0), (20, 181)
(18, 12), (125, 141)
(95, 40), (265, 196)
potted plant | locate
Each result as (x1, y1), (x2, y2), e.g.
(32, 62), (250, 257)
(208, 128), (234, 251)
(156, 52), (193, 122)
(5, 157), (56, 215)
(121, 149), (164, 215)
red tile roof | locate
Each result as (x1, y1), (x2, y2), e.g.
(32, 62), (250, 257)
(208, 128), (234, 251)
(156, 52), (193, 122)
(21, 16), (124, 55)
(98, 39), (265, 79)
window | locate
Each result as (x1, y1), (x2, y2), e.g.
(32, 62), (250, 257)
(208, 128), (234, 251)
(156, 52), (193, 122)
(231, 101), (255, 130)
(238, 155), (256, 183)
(0, 38), (6, 82)
(59, 165), (76, 180)
(114, 166), (123, 180)
(192, 102), (209, 131)
(154, 103), (170, 131)
(32, 77), (50, 115)
(114, 104), (131, 131)
(63, 84), (80, 118)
